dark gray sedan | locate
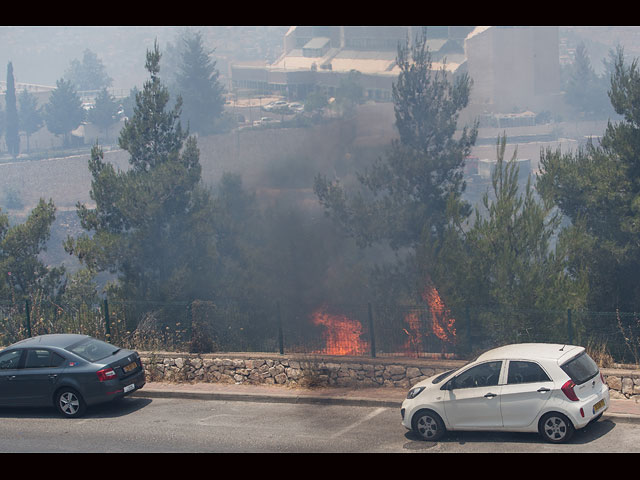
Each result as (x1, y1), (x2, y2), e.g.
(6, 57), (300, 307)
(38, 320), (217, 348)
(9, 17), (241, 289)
(0, 334), (145, 418)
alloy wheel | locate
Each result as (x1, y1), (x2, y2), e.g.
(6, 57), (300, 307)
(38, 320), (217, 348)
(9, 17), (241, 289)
(416, 415), (439, 439)
(59, 391), (80, 416)
(543, 416), (568, 441)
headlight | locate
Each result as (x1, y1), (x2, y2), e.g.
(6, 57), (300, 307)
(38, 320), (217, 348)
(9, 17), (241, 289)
(407, 386), (425, 399)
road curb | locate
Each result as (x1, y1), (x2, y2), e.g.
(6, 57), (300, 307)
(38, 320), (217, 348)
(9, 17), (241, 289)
(131, 390), (640, 422)
(603, 413), (640, 425)
(131, 390), (400, 408)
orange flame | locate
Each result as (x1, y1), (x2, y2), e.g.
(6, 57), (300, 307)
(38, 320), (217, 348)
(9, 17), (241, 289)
(402, 278), (456, 357)
(403, 310), (423, 357)
(311, 308), (369, 356)
(422, 283), (456, 344)
(311, 277), (455, 357)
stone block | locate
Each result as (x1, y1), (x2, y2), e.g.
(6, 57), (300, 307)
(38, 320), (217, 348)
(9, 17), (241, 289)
(607, 376), (622, 391)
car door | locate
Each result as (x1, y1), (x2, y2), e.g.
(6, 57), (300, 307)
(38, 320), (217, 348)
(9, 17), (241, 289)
(10, 349), (68, 406)
(443, 360), (504, 429)
(499, 360), (554, 428)
(0, 349), (25, 405)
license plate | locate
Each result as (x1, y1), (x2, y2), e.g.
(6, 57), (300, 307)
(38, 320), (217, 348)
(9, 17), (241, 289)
(124, 384), (135, 393)
(593, 399), (605, 414)
(123, 361), (137, 373)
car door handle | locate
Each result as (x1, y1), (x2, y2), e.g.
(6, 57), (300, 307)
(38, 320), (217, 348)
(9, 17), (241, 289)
(7, 375), (16, 381)
(484, 393), (498, 398)
(537, 387), (551, 393)
(48, 374), (58, 380)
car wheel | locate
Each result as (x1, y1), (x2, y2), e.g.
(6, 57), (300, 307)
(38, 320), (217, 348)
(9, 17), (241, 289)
(55, 388), (86, 418)
(539, 412), (574, 443)
(412, 410), (446, 441)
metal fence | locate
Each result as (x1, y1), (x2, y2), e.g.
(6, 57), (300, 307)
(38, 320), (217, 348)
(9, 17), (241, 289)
(1, 298), (640, 364)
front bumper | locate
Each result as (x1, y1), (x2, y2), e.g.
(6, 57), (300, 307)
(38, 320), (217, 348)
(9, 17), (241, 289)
(401, 398), (422, 430)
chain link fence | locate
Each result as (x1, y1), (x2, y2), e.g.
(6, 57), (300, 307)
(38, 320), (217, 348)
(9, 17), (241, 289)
(2, 297), (640, 364)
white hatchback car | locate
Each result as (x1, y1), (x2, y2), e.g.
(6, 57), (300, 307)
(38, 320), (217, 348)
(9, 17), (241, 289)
(401, 343), (610, 443)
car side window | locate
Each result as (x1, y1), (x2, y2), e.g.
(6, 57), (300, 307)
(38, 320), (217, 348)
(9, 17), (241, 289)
(454, 361), (502, 389)
(50, 352), (66, 367)
(25, 349), (54, 369)
(0, 350), (22, 370)
(507, 361), (551, 384)
(24, 349), (66, 369)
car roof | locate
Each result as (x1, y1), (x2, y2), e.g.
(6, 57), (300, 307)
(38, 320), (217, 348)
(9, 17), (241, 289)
(11, 334), (90, 349)
(475, 343), (584, 363)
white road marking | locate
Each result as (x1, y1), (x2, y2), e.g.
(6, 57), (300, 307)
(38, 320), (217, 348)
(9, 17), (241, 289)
(329, 407), (387, 438)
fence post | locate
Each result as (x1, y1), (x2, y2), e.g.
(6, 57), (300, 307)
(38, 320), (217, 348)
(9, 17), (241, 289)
(368, 303), (376, 358)
(567, 308), (573, 344)
(25, 299), (31, 337)
(104, 298), (111, 340)
(465, 305), (472, 354)
(277, 301), (284, 355)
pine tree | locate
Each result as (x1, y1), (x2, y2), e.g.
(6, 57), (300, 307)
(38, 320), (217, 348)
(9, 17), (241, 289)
(18, 88), (43, 153)
(174, 30), (225, 135)
(5, 62), (20, 158)
(64, 49), (112, 91)
(564, 42), (612, 119)
(43, 78), (84, 147)
(458, 136), (585, 343)
(87, 87), (120, 142)
(65, 41), (217, 305)
(0, 199), (65, 301)
(314, 28), (477, 253)
(538, 46), (640, 311)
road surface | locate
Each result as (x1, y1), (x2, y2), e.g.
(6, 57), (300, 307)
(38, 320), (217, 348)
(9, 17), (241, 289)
(0, 396), (638, 453)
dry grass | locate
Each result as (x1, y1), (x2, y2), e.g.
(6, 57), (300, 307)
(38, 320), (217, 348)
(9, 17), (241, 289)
(585, 340), (615, 368)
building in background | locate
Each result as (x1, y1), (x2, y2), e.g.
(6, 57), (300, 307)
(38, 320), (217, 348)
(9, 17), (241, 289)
(230, 26), (473, 102)
(464, 26), (562, 114)
(230, 26), (561, 117)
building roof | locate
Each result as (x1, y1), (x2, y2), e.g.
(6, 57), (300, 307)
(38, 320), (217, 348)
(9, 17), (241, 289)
(304, 37), (330, 49)
(232, 26), (484, 91)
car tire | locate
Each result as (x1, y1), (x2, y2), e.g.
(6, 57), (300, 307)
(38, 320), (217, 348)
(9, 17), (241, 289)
(412, 409), (446, 441)
(539, 412), (574, 443)
(55, 387), (86, 418)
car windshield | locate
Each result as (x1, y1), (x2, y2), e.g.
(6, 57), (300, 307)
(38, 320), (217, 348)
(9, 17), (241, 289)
(560, 351), (599, 385)
(432, 369), (457, 384)
(65, 338), (120, 362)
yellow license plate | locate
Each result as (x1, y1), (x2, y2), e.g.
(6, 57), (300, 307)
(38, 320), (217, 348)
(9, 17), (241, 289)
(123, 361), (137, 373)
(593, 399), (605, 414)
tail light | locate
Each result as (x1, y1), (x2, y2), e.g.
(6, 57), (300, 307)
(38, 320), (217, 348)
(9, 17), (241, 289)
(561, 379), (579, 401)
(600, 372), (606, 385)
(97, 367), (117, 382)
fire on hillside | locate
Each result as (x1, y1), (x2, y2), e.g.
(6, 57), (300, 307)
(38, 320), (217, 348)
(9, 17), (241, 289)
(311, 278), (457, 358)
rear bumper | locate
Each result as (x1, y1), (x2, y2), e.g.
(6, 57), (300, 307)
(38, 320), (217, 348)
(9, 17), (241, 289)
(85, 370), (146, 405)
(567, 387), (610, 429)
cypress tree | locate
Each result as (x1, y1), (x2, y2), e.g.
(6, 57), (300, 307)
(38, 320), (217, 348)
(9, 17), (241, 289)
(5, 62), (20, 158)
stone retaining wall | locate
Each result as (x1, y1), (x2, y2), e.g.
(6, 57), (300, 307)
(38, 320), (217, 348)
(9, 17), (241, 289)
(140, 352), (640, 399)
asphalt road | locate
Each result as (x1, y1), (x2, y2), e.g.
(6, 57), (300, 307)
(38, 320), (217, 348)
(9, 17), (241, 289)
(1, 396), (639, 453)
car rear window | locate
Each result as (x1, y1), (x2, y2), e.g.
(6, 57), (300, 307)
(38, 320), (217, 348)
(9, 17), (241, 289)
(560, 351), (599, 385)
(65, 338), (119, 363)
